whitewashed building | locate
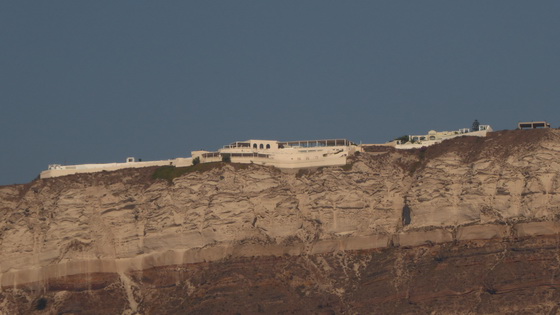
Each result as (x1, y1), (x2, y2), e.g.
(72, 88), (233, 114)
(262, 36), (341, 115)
(194, 139), (359, 168)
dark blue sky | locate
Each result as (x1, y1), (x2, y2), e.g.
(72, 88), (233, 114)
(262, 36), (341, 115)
(1, 2), (559, 185)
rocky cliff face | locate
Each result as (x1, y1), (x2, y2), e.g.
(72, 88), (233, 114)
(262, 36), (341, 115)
(1, 129), (560, 314)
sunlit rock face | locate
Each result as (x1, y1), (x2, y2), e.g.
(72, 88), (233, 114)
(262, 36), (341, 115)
(1, 129), (560, 314)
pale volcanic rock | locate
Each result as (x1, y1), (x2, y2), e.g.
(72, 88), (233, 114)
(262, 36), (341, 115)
(406, 129), (560, 228)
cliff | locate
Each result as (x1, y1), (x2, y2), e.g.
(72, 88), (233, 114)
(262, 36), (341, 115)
(1, 129), (560, 314)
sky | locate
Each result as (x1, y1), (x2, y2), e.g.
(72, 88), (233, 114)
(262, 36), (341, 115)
(1, 1), (560, 185)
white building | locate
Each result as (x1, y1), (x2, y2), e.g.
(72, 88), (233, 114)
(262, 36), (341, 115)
(194, 139), (359, 169)
(40, 139), (360, 179)
(395, 125), (492, 149)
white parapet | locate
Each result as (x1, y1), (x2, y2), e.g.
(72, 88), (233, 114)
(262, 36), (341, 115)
(40, 157), (193, 179)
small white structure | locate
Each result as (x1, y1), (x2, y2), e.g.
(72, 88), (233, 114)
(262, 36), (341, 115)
(395, 125), (492, 149)
(40, 139), (360, 179)
(518, 121), (551, 129)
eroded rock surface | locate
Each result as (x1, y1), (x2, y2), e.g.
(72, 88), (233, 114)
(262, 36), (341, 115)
(1, 129), (560, 314)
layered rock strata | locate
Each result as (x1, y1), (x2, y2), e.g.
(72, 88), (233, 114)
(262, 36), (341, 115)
(1, 129), (560, 313)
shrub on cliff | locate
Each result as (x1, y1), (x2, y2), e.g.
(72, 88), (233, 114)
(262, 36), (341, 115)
(152, 163), (225, 183)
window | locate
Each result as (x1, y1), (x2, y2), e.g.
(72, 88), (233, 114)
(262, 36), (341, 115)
(259, 144), (264, 149)
(266, 144), (270, 149)
(253, 144), (257, 149)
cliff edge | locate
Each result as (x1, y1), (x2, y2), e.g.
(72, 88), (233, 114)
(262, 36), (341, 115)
(2, 129), (560, 314)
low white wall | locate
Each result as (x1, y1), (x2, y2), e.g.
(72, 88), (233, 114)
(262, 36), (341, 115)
(40, 145), (353, 179)
(40, 158), (193, 179)
(229, 154), (347, 169)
